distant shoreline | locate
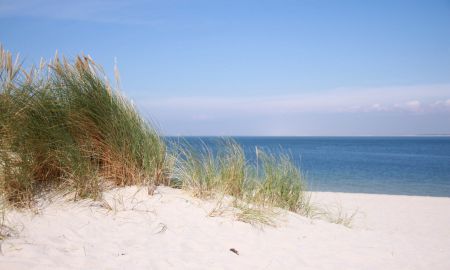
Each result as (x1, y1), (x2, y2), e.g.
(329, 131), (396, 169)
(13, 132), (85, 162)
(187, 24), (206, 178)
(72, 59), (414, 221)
(307, 189), (450, 198)
(164, 135), (450, 138)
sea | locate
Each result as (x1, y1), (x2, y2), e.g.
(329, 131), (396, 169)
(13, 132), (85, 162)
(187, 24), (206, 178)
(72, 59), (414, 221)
(166, 136), (450, 197)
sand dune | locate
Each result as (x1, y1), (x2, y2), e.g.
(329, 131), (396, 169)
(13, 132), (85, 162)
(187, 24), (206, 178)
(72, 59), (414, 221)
(1, 186), (449, 270)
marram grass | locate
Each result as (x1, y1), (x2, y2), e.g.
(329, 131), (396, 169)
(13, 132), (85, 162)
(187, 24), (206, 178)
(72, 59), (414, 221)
(0, 46), (168, 206)
(173, 139), (314, 223)
(172, 140), (248, 198)
(0, 46), (352, 227)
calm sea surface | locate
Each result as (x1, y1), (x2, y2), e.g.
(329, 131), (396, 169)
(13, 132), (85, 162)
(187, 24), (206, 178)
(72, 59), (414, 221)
(166, 137), (450, 197)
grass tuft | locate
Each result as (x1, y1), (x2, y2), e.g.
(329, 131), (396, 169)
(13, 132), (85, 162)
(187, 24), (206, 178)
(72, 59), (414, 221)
(173, 139), (313, 225)
(320, 205), (358, 228)
(233, 201), (278, 227)
(0, 46), (168, 206)
(250, 151), (309, 213)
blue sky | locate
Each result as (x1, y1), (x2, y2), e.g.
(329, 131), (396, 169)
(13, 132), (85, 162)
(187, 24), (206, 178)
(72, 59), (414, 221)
(1, 0), (450, 135)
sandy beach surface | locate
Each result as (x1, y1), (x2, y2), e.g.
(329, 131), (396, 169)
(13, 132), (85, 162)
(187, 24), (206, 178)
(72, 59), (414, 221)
(1, 186), (449, 270)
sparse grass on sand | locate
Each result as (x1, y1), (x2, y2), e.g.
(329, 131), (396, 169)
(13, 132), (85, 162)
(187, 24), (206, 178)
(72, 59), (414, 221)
(172, 139), (317, 225)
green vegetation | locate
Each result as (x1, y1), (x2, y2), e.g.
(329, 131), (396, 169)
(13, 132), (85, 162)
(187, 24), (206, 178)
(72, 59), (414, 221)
(173, 140), (248, 198)
(0, 46), (168, 206)
(0, 45), (352, 227)
(173, 139), (313, 224)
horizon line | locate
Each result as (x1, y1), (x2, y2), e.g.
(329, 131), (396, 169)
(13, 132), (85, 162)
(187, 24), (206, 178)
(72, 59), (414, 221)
(162, 134), (450, 137)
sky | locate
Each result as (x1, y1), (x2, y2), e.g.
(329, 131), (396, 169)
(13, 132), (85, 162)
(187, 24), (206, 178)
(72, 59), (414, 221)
(1, 0), (450, 135)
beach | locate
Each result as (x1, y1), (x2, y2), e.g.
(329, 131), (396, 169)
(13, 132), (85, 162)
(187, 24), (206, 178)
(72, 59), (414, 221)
(2, 2), (450, 269)
(1, 186), (449, 270)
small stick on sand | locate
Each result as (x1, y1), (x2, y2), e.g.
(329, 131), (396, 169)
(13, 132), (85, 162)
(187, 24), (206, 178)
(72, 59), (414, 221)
(229, 248), (239, 255)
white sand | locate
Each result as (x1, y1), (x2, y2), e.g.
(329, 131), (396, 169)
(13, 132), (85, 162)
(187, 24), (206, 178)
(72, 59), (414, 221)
(1, 186), (449, 270)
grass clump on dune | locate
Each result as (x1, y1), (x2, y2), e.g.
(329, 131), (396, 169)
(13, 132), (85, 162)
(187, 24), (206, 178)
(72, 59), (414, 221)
(251, 151), (313, 215)
(173, 139), (313, 223)
(173, 140), (247, 198)
(0, 46), (168, 206)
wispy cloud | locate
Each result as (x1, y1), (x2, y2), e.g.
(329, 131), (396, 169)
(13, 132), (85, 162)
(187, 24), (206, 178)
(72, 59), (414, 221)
(132, 83), (450, 135)
(138, 84), (450, 119)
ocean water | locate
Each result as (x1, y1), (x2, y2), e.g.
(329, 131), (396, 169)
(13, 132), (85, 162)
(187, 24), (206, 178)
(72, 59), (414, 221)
(166, 136), (450, 197)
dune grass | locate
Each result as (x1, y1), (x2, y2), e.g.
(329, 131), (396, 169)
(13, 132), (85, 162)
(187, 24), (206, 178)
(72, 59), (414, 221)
(172, 140), (248, 198)
(0, 46), (168, 206)
(250, 151), (313, 215)
(173, 141), (356, 226)
(173, 139), (313, 224)
(0, 45), (352, 227)
(319, 205), (358, 228)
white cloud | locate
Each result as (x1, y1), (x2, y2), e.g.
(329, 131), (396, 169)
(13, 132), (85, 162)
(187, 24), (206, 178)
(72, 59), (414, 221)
(132, 83), (450, 135)
(404, 100), (422, 112)
(139, 84), (450, 116)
